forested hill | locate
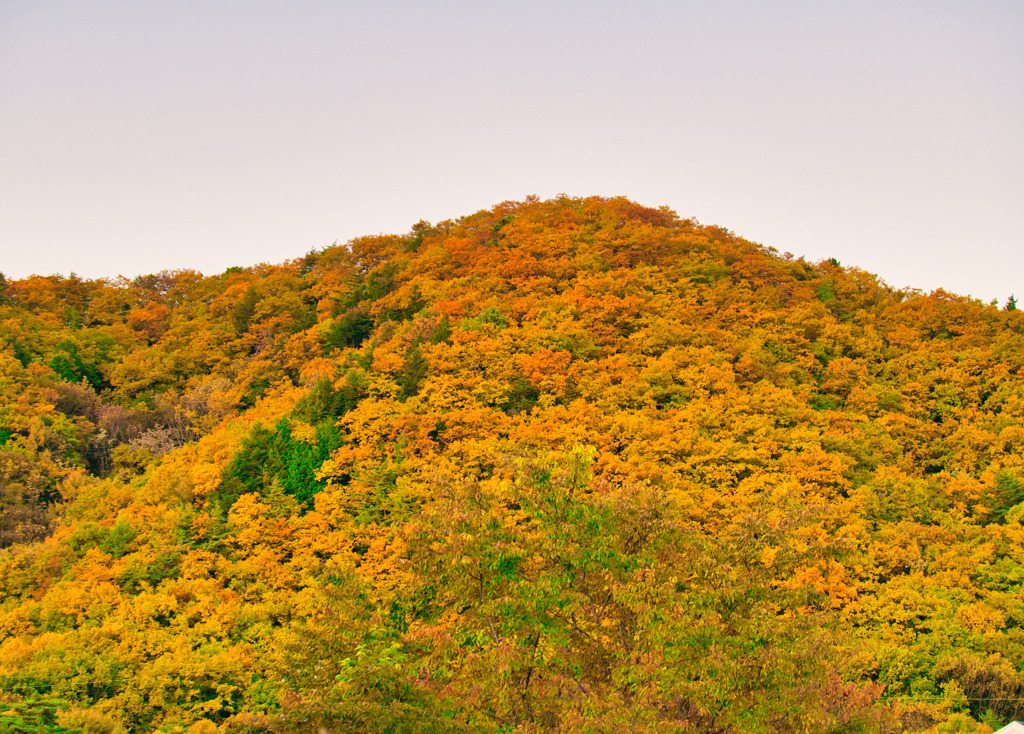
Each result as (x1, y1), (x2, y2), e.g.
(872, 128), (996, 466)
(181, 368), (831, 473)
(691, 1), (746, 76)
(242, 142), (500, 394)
(2, 196), (1023, 733)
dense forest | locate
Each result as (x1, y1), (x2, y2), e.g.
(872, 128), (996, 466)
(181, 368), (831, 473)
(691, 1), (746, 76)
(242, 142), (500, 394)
(2, 196), (1023, 733)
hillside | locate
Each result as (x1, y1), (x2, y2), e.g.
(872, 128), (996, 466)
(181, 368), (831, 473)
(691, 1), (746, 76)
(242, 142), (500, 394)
(2, 195), (1023, 733)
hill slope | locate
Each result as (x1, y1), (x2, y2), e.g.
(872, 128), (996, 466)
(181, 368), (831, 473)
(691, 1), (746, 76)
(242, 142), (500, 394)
(2, 196), (1023, 733)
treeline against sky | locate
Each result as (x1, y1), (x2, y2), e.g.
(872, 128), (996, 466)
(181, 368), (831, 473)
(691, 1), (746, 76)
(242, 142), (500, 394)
(2, 196), (1024, 733)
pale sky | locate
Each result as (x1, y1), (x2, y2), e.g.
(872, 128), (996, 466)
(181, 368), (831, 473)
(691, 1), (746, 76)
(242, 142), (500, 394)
(2, 1), (1022, 303)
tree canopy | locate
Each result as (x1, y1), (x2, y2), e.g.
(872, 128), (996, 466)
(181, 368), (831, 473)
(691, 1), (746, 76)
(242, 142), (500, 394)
(1, 196), (1022, 733)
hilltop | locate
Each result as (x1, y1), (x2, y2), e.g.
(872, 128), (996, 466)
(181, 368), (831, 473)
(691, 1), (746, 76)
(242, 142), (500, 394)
(1, 196), (1023, 733)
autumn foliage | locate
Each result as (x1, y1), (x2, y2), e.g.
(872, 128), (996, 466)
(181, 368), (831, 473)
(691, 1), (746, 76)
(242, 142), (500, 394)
(1, 196), (1023, 733)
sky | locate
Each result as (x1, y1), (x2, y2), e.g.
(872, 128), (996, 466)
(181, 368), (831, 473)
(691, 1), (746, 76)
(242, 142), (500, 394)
(1, 1), (1022, 303)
